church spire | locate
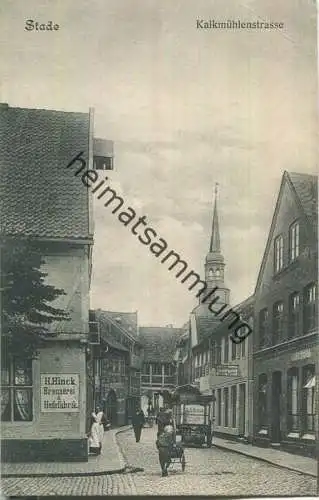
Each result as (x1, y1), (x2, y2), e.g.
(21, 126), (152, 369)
(204, 183), (230, 306)
(210, 183), (221, 253)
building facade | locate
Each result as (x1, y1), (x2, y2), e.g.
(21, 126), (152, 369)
(1, 103), (112, 462)
(253, 171), (318, 457)
(177, 188), (254, 441)
(90, 310), (142, 426)
(139, 327), (183, 414)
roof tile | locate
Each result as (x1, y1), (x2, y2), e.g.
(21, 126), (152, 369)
(139, 327), (184, 362)
(0, 105), (91, 239)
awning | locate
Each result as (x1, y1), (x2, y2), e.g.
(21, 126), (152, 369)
(304, 375), (315, 389)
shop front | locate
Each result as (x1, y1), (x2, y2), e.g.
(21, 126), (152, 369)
(1, 339), (88, 462)
(254, 337), (317, 457)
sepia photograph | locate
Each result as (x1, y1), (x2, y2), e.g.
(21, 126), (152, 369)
(0, 0), (318, 498)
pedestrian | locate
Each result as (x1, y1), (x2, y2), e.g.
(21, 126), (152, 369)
(92, 406), (105, 452)
(88, 414), (101, 455)
(132, 407), (145, 443)
(156, 425), (174, 477)
(157, 406), (173, 435)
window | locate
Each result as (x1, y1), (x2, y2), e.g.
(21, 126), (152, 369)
(274, 235), (283, 272)
(289, 293), (300, 339)
(272, 302), (284, 344)
(259, 309), (269, 348)
(152, 364), (161, 376)
(241, 335), (246, 357)
(212, 390), (216, 419)
(93, 155), (113, 170)
(217, 389), (222, 425)
(258, 374), (267, 429)
(164, 364), (171, 376)
(224, 337), (229, 363)
(216, 340), (222, 365)
(304, 283), (317, 333)
(224, 388), (229, 427)
(94, 358), (101, 377)
(231, 339), (236, 360)
(231, 385), (237, 428)
(301, 365), (315, 434)
(210, 340), (216, 367)
(289, 221), (299, 262)
(1, 358), (33, 422)
(89, 310), (100, 344)
(287, 368), (299, 432)
(144, 363), (151, 375)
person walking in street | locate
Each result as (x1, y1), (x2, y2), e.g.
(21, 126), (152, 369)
(157, 406), (174, 435)
(132, 407), (145, 443)
(156, 424), (175, 477)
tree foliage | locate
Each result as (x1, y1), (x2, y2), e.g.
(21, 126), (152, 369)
(1, 238), (70, 358)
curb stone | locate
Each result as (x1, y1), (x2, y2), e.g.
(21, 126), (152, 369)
(115, 426), (145, 476)
(212, 443), (317, 479)
(1, 426), (136, 479)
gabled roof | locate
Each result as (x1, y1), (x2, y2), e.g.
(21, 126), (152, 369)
(139, 326), (184, 362)
(104, 337), (129, 352)
(195, 315), (222, 344)
(232, 295), (254, 318)
(0, 104), (91, 239)
(96, 309), (140, 349)
(255, 171), (318, 292)
(102, 310), (139, 339)
(288, 172), (318, 221)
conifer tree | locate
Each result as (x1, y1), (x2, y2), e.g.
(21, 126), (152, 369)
(1, 238), (70, 358)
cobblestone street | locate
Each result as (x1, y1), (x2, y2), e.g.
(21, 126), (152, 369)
(1, 471), (137, 496)
(1, 427), (317, 496)
(117, 427), (316, 497)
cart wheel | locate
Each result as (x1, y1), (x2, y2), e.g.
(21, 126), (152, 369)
(181, 453), (186, 471)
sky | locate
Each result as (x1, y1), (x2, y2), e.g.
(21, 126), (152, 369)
(1, 0), (317, 327)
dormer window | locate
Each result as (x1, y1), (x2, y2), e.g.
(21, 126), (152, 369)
(94, 156), (113, 170)
(93, 138), (114, 170)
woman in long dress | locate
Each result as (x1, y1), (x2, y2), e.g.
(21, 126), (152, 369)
(92, 406), (105, 452)
(88, 414), (101, 455)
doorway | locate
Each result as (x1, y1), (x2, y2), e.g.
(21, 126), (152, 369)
(105, 389), (117, 427)
(271, 371), (282, 443)
(238, 383), (246, 437)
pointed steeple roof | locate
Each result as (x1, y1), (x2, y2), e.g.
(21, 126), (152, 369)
(210, 184), (221, 252)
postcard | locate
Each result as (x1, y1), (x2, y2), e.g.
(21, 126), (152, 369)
(1, 0), (318, 498)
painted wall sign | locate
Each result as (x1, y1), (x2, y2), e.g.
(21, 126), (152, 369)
(200, 375), (211, 393)
(291, 349), (311, 362)
(40, 374), (80, 412)
(182, 404), (205, 425)
(215, 365), (239, 377)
